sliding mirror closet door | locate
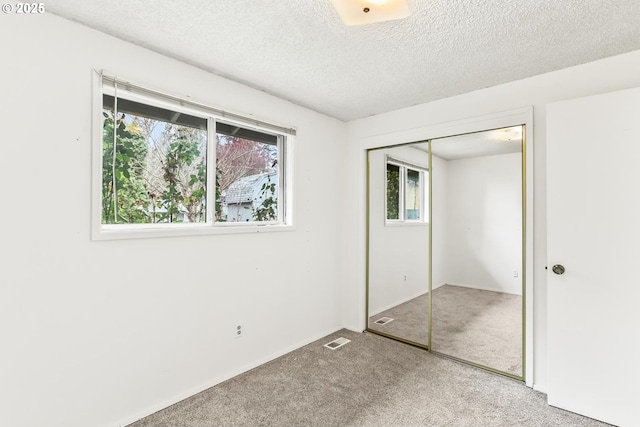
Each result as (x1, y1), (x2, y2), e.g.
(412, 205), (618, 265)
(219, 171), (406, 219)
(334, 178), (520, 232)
(430, 126), (524, 378)
(367, 143), (430, 347)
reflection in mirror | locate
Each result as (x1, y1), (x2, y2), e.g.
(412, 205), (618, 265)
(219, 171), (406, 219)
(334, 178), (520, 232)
(430, 126), (524, 377)
(367, 143), (429, 347)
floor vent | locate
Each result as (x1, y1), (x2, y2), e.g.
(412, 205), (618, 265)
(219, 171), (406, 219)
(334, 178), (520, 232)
(374, 317), (394, 325)
(324, 337), (351, 350)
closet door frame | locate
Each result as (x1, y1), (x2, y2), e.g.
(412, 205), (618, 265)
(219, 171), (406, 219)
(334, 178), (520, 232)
(362, 107), (533, 387)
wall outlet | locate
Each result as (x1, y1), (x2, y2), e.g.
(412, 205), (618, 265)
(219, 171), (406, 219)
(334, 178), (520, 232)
(234, 324), (243, 338)
(513, 270), (519, 277)
(403, 275), (407, 281)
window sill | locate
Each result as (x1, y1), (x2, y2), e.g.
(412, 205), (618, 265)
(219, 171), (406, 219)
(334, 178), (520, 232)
(384, 221), (429, 227)
(92, 223), (295, 241)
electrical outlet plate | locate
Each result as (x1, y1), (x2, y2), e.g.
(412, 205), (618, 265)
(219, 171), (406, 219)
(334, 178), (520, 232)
(234, 324), (243, 338)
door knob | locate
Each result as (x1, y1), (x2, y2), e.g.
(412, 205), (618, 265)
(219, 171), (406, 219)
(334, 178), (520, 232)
(552, 264), (565, 275)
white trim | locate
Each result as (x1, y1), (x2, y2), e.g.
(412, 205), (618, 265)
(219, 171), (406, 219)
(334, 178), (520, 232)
(91, 70), (104, 241)
(369, 290), (429, 317)
(94, 224), (296, 242)
(444, 282), (523, 296)
(369, 282), (446, 317)
(206, 117), (216, 224)
(383, 221), (428, 227)
(524, 116), (535, 389)
(360, 107), (533, 149)
(276, 134), (285, 224)
(112, 326), (340, 427)
(386, 156), (428, 171)
(533, 384), (548, 394)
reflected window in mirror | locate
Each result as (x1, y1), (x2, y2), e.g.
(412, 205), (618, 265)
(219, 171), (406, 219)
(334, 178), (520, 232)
(406, 169), (421, 220)
(385, 157), (428, 224)
(386, 163), (401, 220)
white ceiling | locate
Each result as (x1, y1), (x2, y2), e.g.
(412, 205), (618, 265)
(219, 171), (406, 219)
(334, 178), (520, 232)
(400, 126), (521, 160)
(48, 0), (640, 121)
(430, 126), (522, 160)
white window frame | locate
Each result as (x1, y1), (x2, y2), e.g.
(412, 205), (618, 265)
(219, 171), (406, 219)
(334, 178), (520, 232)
(92, 71), (295, 240)
(385, 156), (428, 225)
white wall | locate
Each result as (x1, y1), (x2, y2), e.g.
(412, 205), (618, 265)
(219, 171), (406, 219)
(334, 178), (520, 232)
(367, 146), (429, 315)
(430, 155), (449, 290)
(0, 14), (346, 427)
(343, 48), (640, 392)
(4, 12), (640, 426)
(438, 153), (522, 295)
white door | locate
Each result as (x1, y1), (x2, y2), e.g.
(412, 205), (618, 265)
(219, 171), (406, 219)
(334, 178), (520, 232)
(547, 87), (640, 427)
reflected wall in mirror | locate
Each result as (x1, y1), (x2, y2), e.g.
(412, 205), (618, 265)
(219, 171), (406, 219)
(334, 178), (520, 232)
(367, 143), (429, 347)
(430, 126), (524, 378)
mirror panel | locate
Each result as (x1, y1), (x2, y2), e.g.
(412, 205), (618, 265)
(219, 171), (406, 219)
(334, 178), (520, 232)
(430, 126), (524, 377)
(367, 143), (430, 347)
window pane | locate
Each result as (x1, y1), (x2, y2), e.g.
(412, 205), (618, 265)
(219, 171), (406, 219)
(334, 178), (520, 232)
(216, 125), (279, 222)
(406, 169), (420, 220)
(386, 163), (400, 220)
(102, 95), (207, 224)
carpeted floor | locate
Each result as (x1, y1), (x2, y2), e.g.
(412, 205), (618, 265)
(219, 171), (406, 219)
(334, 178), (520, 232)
(369, 285), (522, 376)
(129, 329), (610, 427)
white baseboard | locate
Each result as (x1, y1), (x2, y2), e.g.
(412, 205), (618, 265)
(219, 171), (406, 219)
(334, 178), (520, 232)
(111, 325), (342, 427)
(369, 289), (429, 317)
(533, 384), (548, 394)
(368, 282), (448, 317)
(446, 282), (522, 296)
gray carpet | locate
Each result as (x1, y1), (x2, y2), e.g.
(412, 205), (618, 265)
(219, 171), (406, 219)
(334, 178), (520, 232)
(368, 292), (430, 345)
(129, 329), (610, 427)
(369, 285), (522, 376)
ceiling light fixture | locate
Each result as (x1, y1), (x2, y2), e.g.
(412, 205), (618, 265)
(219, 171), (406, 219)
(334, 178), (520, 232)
(331, 0), (411, 26)
(497, 126), (523, 142)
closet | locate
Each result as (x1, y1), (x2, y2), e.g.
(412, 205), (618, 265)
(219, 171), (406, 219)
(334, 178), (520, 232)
(366, 125), (526, 379)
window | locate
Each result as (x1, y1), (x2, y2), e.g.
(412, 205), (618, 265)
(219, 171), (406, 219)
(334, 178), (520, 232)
(405, 168), (420, 220)
(95, 74), (292, 238)
(386, 163), (401, 220)
(386, 157), (427, 223)
(216, 123), (281, 223)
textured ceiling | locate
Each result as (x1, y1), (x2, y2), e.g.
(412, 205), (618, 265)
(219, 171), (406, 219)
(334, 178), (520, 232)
(48, 0), (640, 121)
